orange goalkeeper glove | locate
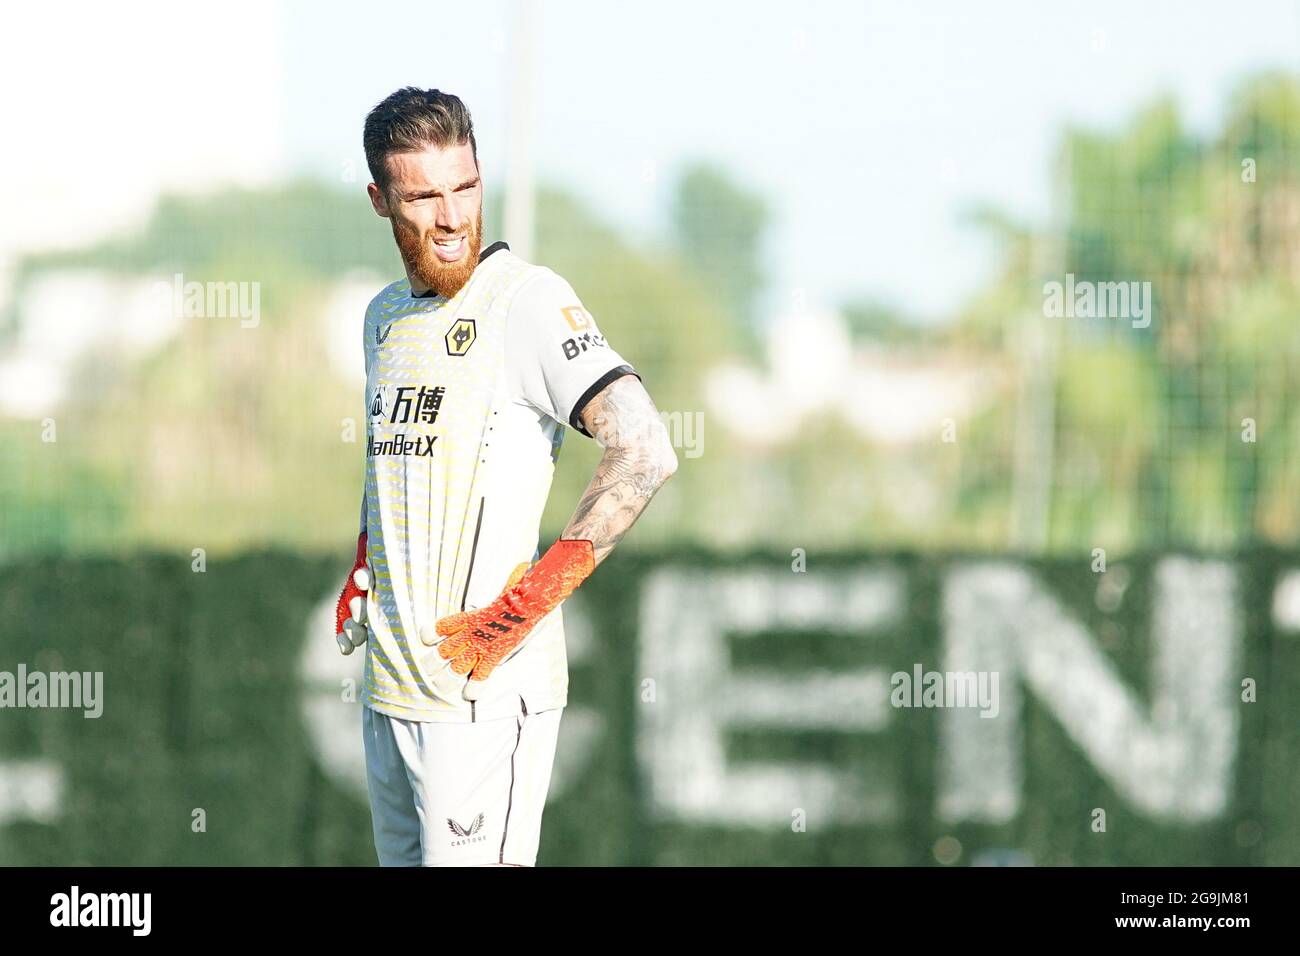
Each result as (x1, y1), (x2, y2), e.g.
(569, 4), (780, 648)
(334, 532), (371, 655)
(424, 538), (595, 697)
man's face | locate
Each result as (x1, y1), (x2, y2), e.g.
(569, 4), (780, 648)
(368, 141), (483, 298)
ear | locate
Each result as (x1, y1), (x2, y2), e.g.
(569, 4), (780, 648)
(367, 182), (392, 219)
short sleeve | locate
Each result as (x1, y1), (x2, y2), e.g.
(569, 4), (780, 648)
(507, 269), (641, 437)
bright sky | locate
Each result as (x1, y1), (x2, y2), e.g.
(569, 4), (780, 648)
(3, 0), (1298, 321)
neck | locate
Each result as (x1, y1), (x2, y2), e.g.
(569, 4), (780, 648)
(407, 271), (433, 298)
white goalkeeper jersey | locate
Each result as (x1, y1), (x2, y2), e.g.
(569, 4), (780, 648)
(360, 241), (637, 723)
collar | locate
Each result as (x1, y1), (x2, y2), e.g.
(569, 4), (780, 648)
(479, 240), (509, 262)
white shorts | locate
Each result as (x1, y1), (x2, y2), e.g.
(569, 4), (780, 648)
(362, 704), (562, 867)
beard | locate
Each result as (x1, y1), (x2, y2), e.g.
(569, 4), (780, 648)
(392, 205), (483, 298)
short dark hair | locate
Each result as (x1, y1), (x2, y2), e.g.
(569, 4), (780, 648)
(363, 87), (478, 192)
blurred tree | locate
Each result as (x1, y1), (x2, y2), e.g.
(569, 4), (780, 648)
(841, 299), (926, 346)
(8, 72), (1300, 559)
(670, 163), (768, 354)
(0, 179), (741, 555)
(953, 73), (1300, 552)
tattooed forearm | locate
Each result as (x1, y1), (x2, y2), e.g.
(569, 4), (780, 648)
(562, 374), (677, 565)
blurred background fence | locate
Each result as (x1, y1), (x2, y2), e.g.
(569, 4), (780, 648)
(0, 547), (1296, 865)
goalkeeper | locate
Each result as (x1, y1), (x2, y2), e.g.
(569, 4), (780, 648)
(335, 87), (677, 867)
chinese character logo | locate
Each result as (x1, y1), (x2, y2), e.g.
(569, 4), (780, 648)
(388, 385), (446, 425)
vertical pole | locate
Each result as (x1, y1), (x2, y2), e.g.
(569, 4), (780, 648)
(1009, 139), (1070, 552)
(503, 0), (536, 262)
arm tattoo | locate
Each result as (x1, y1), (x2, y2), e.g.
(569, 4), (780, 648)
(562, 374), (677, 565)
